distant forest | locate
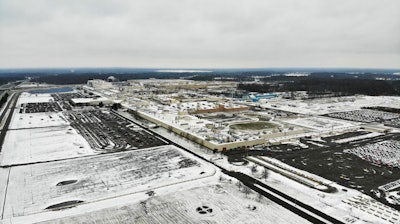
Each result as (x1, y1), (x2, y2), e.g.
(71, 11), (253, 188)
(238, 78), (400, 96)
(1, 69), (399, 96)
(29, 73), (188, 85)
(30, 72), (400, 96)
(0, 76), (22, 86)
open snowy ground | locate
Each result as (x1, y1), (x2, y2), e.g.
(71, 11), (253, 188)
(243, 157), (400, 224)
(0, 145), (215, 220)
(0, 126), (93, 166)
(16, 93), (53, 104)
(34, 181), (310, 224)
(0, 168), (9, 219)
(139, 115), (399, 224)
(10, 93), (67, 130)
(284, 116), (355, 131)
(0, 173), (311, 224)
(264, 96), (400, 115)
(0, 92), (95, 166)
(9, 111), (68, 130)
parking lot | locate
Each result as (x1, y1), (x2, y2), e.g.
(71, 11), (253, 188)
(224, 132), (400, 210)
(65, 110), (167, 152)
(20, 102), (62, 113)
(51, 92), (89, 110)
(384, 118), (400, 128)
(325, 109), (399, 123)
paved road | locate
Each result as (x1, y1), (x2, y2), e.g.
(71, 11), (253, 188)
(0, 92), (20, 152)
(224, 170), (343, 224)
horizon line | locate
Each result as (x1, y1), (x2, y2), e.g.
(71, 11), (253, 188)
(0, 66), (399, 71)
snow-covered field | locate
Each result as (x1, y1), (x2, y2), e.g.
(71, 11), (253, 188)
(264, 96), (400, 115)
(1, 145), (215, 219)
(9, 111), (68, 130)
(248, 156), (331, 192)
(35, 181), (309, 224)
(0, 168), (9, 219)
(10, 93), (68, 129)
(142, 123), (399, 224)
(0, 126), (93, 166)
(0, 93), (95, 166)
(284, 116), (354, 131)
(0, 140), (313, 224)
(342, 195), (400, 223)
(16, 93), (53, 104)
(2, 91), (399, 223)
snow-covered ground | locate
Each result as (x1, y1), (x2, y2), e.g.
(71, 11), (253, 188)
(0, 126), (93, 166)
(9, 111), (68, 130)
(138, 117), (400, 224)
(248, 156), (330, 191)
(1, 175), (311, 224)
(284, 116), (355, 131)
(0, 93), (94, 166)
(264, 96), (400, 115)
(35, 181), (309, 224)
(0, 143), (311, 224)
(16, 93), (53, 104)
(1, 145), (215, 219)
(334, 132), (383, 144)
(244, 159), (400, 224)
(2, 90), (399, 223)
(0, 168), (9, 219)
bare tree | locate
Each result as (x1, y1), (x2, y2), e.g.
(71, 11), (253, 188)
(262, 168), (269, 180)
(251, 164), (258, 174)
(257, 192), (263, 202)
(243, 186), (251, 198)
(236, 181), (243, 191)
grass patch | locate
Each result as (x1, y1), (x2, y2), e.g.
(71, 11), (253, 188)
(230, 122), (276, 130)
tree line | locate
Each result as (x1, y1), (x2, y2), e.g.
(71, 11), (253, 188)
(238, 78), (400, 96)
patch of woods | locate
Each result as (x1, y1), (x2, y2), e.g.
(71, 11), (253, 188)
(239, 78), (400, 96)
(0, 92), (9, 107)
(0, 77), (21, 85)
(6, 70), (399, 97)
(29, 72), (192, 85)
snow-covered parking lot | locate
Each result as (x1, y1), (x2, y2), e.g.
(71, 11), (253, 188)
(325, 109), (399, 123)
(284, 116), (354, 131)
(344, 140), (400, 168)
(0, 126), (93, 166)
(1, 145), (215, 219)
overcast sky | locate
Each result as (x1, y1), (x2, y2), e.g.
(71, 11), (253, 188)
(0, 0), (399, 69)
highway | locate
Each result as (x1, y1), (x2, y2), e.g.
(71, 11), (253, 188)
(0, 92), (20, 152)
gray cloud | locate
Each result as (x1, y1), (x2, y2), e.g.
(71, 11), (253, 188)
(0, 0), (399, 68)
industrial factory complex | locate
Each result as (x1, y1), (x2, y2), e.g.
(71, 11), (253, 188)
(0, 76), (400, 224)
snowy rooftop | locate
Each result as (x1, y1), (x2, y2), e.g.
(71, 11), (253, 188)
(264, 96), (400, 115)
(70, 97), (109, 104)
